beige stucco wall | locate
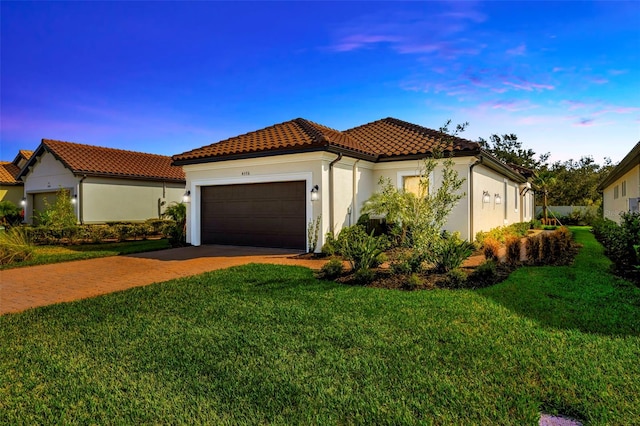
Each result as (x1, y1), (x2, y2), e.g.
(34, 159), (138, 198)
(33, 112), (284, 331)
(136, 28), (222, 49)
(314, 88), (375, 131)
(602, 164), (640, 223)
(370, 158), (472, 240)
(0, 185), (24, 206)
(82, 178), (184, 223)
(22, 151), (185, 224)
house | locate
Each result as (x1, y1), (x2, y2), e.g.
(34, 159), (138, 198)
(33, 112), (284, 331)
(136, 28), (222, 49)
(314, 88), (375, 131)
(0, 150), (33, 205)
(598, 141), (640, 223)
(18, 139), (186, 224)
(173, 117), (535, 251)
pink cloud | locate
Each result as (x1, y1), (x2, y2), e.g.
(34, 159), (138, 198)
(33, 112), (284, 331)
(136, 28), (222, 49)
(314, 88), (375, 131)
(330, 34), (401, 52)
(484, 99), (537, 112)
(506, 44), (526, 56)
(574, 118), (596, 127)
(503, 80), (555, 91)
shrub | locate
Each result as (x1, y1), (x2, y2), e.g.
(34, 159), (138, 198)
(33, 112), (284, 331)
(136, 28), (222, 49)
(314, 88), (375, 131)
(505, 235), (522, 266)
(33, 189), (77, 228)
(0, 227), (34, 265)
(539, 232), (553, 263)
(307, 215), (321, 253)
(443, 268), (467, 289)
(320, 258), (344, 279)
(468, 260), (498, 287)
(593, 213), (640, 279)
(354, 268), (376, 284)
(482, 237), (501, 261)
(321, 232), (338, 256)
(335, 225), (388, 272)
(432, 232), (474, 273)
(163, 202), (186, 246)
(404, 273), (423, 290)
(526, 235), (542, 265)
(0, 201), (22, 227)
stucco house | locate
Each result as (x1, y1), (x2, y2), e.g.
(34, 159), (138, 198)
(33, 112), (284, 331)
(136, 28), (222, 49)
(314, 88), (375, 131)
(18, 139), (186, 224)
(0, 150), (33, 205)
(598, 141), (640, 223)
(173, 117), (535, 251)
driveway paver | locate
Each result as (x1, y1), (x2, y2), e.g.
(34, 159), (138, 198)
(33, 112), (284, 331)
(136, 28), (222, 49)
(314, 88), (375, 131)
(0, 245), (327, 315)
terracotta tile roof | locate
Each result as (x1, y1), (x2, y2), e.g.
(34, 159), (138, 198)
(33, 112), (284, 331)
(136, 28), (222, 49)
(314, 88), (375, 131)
(21, 140), (185, 182)
(344, 117), (480, 159)
(18, 150), (33, 160)
(173, 117), (481, 164)
(173, 118), (370, 163)
(0, 161), (21, 185)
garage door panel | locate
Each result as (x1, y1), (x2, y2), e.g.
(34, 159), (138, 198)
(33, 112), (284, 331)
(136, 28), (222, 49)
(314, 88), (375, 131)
(201, 181), (305, 249)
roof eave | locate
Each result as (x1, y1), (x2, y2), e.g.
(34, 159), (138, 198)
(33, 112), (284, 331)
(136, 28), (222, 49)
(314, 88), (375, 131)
(597, 141), (640, 191)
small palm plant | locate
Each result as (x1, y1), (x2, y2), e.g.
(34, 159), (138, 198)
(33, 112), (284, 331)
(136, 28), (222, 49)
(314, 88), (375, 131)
(162, 202), (187, 246)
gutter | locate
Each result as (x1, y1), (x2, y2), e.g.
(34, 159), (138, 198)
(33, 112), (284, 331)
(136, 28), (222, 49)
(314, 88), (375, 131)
(351, 159), (360, 226)
(78, 175), (87, 224)
(469, 156), (482, 241)
(329, 153), (343, 234)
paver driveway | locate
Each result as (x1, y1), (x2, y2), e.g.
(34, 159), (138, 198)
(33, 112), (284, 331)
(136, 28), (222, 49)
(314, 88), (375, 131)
(0, 245), (327, 315)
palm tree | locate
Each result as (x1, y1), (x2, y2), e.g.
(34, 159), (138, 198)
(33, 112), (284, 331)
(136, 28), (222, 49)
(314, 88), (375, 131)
(533, 171), (557, 224)
(162, 202), (186, 245)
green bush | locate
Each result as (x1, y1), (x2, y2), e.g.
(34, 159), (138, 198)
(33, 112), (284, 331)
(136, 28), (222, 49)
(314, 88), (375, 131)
(468, 260), (498, 287)
(432, 232), (474, 273)
(404, 273), (423, 290)
(442, 268), (468, 289)
(335, 225), (388, 272)
(0, 201), (22, 227)
(354, 268), (376, 284)
(321, 232), (338, 256)
(0, 227), (34, 265)
(320, 258), (344, 280)
(593, 213), (640, 279)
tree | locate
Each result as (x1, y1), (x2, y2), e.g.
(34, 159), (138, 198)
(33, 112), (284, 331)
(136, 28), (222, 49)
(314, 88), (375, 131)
(362, 121), (467, 264)
(163, 202), (187, 246)
(533, 170), (556, 223)
(546, 156), (613, 206)
(478, 133), (549, 169)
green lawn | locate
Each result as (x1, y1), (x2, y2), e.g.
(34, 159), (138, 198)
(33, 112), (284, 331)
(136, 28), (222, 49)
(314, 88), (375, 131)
(1, 228), (638, 424)
(0, 239), (171, 270)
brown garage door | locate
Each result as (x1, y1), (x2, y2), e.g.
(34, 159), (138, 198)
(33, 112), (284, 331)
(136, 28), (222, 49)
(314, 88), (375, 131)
(201, 181), (306, 249)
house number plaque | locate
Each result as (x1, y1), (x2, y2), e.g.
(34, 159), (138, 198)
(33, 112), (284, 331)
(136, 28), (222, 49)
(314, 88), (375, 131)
(241, 171), (250, 176)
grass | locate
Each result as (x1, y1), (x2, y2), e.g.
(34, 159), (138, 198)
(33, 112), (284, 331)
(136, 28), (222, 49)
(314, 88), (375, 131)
(0, 239), (171, 270)
(1, 228), (638, 424)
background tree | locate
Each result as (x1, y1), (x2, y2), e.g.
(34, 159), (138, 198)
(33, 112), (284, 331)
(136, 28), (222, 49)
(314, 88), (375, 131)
(478, 133), (549, 170)
(546, 156), (614, 206)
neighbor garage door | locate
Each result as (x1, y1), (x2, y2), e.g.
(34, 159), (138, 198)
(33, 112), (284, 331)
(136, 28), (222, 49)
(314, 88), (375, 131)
(201, 181), (306, 249)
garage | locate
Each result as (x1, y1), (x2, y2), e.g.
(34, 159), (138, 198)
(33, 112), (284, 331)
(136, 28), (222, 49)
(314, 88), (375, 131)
(32, 191), (63, 223)
(200, 181), (306, 249)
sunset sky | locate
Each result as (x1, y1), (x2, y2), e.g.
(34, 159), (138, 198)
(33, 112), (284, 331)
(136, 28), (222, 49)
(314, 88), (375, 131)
(1, 1), (638, 165)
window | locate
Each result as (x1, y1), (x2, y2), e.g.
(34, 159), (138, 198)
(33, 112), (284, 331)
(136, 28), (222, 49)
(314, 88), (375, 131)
(622, 180), (627, 197)
(614, 185), (619, 199)
(514, 185), (519, 211)
(403, 176), (423, 196)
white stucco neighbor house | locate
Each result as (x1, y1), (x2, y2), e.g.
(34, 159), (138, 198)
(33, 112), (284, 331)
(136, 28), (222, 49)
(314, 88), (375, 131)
(598, 141), (640, 224)
(18, 139), (186, 224)
(173, 117), (536, 251)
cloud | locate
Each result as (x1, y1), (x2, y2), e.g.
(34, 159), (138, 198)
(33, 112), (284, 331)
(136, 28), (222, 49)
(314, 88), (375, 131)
(590, 77), (609, 85)
(506, 44), (526, 56)
(502, 79), (555, 92)
(575, 118), (596, 127)
(482, 99), (538, 112)
(560, 100), (640, 116)
(608, 69), (628, 75)
(330, 34), (402, 52)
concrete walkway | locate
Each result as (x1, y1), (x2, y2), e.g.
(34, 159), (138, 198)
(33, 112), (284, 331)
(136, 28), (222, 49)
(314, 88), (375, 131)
(0, 245), (327, 315)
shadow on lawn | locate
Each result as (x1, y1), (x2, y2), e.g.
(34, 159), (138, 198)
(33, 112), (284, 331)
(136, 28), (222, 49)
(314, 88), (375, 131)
(478, 266), (640, 338)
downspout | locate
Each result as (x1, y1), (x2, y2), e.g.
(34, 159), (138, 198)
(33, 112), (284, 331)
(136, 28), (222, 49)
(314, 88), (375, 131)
(78, 175), (87, 224)
(351, 159), (360, 226)
(469, 156), (482, 240)
(329, 153), (343, 234)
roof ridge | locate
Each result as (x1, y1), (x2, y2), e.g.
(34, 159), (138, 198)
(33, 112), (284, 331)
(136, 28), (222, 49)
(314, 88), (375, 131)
(42, 139), (173, 159)
(293, 118), (331, 144)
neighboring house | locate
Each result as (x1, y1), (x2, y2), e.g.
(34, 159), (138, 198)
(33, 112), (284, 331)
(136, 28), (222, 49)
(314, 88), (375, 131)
(598, 141), (640, 223)
(173, 117), (535, 251)
(18, 139), (186, 224)
(0, 150), (33, 205)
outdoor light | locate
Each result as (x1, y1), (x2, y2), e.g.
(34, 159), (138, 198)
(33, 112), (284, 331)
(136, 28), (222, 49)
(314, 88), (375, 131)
(495, 194), (502, 205)
(71, 194), (77, 204)
(482, 191), (490, 204)
(20, 197), (27, 207)
(183, 190), (191, 203)
(310, 185), (319, 201)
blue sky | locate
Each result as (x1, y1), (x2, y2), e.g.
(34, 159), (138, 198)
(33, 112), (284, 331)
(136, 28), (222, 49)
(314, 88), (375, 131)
(1, 1), (638, 165)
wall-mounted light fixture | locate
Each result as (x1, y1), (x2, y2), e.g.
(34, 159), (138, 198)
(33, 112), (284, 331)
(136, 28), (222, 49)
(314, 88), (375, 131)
(183, 190), (191, 203)
(310, 185), (319, 201)
(482, 191), (491, 204)
(20, 197), (27, 207)
(71, 194), (78, 204)
(495, 194), (502, 205)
